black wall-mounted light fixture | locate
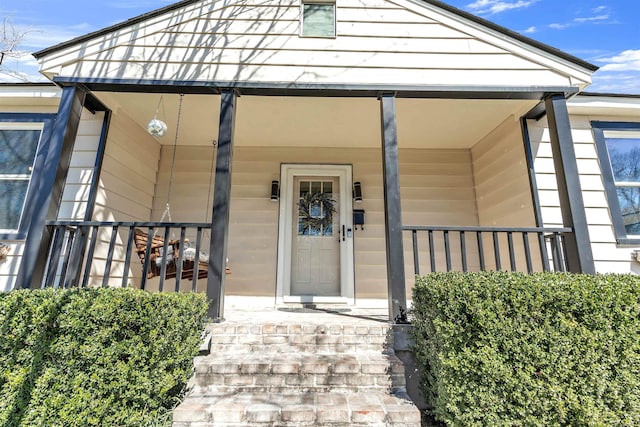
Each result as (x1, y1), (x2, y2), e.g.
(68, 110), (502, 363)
(353, 181), (363, 202)
(270, 180), (279, 201)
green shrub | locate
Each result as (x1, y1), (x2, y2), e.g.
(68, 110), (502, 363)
(411, 272), (640, 427)
(0, 288), (208, 427)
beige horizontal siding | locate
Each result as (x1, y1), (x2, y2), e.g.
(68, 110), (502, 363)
(41, 0), (580, 88)
(472, 115), (541, 271)
(80, 109), (161, 288)
(149, 145), (479, 299)
(59, 110), (104, 221)
(528, 112), (640, 273)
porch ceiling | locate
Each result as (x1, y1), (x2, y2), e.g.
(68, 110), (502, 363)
(99, 92), (538, 149)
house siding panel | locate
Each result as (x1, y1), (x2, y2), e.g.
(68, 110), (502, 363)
(471, 115), (539, 271)
(529, 111), (640, 273)
(149, 145), (478, 300)
(39, 0), (584, 88)
(83, 110), (161, 288)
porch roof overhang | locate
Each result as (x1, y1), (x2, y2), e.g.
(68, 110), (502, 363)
(58, 77), (571, 149)
(52, 76), (579, 99)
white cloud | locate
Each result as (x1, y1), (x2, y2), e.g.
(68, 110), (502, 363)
(598, 50), (640, 72)
(549, 22), (571, 30)
(589, 71), (640, 93)
(548, 7), (614, 30)
(522, 26), (537, 34)
(466, 0), (537, 15)
(574, 14), (609, 23)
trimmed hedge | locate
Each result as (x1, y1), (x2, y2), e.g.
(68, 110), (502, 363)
(0, 288), (208, 427)
(411, 272), (640, 427)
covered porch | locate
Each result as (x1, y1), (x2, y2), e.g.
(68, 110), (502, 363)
(16, 82), (595, 321)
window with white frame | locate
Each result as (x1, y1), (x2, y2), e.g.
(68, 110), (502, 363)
(301, 1), (336, 37)
(0, 122), (44, 235)
(593, 121), (640, 244)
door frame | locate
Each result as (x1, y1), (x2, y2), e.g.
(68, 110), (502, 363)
(276, 164), (355, 304)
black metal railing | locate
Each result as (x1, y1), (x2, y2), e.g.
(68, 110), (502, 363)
(42, 221), (212, 292)
(403, 226), (573, 275)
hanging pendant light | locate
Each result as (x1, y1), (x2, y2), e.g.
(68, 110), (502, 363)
(147, 95), (168, 137)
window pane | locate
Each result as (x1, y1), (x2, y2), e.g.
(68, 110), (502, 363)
(303, 4), (335, 37)
(606, 138), (640, 182)
(616, 187), (640, 235)
(0, 129), (40, 174)
(0, 180), (29, 230)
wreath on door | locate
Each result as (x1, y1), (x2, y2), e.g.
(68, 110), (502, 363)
(298, 192), (336, 232)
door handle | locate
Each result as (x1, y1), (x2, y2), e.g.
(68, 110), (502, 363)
(342, 225), (346, 241)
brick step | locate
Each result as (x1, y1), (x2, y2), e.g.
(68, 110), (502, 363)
(194, 352), (404, 376)
(172, 391), (421, 427)
(189, 352), (406, 394)
(206, 323), (391, 353)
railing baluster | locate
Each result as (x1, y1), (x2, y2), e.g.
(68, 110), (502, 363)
(428, 230), (436, 272)
(81, 226), (99, 288)
(44, 226), (65, 289)
(493, 232), (501, 271)
(175, 227), (187, 292)
(554, 233), (566, 272)
(539, 232), (550, 272)
(102, 225), (119, 288)
(507, 232), (516, 272)
(121, 226), (135, 288)
(158, 227), (171, 292)
(63, 225), (84, 289)
(193, 227), (203, 292)
(412, 230), (420, 276)
(522, 232), (533, 273)
(141, 228), (154, 291)
(460, 231), (467, 272)
(560, 233), (569, 272)
(58, 227), (75, 288)
(477, 231), (485, 271)
(444, 230), (451, 272)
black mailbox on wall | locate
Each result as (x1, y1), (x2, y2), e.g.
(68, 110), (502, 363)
(353, 209), (365, 230)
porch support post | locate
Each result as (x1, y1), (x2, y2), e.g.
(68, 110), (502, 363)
(380, 94), (407, 322)
(16, 85), (87, 288)
(545, 94), (595, 274)
(208, 89), (236, 320)
(66, 107), (112, 288)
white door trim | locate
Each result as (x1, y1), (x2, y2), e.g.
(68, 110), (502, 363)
(276, 164), (354, 304)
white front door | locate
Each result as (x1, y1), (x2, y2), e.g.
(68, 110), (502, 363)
(276, 165), (354, 304)
(291, 177), (340, 296)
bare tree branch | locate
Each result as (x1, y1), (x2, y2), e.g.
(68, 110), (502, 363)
(1, 17), (29, 65)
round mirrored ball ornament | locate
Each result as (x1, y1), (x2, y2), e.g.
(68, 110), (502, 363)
(147, 118), (168, 137)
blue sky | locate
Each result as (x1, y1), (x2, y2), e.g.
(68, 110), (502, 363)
(0, 0), (638, 93)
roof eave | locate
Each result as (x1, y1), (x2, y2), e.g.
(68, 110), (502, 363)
(33, 0), (201, 59)
(422, 0), (599, 73)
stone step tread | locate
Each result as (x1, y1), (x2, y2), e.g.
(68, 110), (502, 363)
(173, 391), (421, 426)
(196, 352), (400, 363)
(207, 323), (391, 336)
